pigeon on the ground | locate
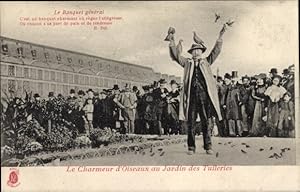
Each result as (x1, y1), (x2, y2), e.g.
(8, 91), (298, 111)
(231, 144), (236, 148)
(193, 31), (205, 44)
(150, 152), (155, 156)
(241, 143), (246, 145)
(218, 142), (222, 145)
(160, 151), (165, 156)
(259, 148), (264, 151)
(273, 153), (281, 159)
(158, 148), (163, 151)
(228, 141), (232, 144)
(246, 145), (250, 148)
(215, 13), (221, 23)
(241, 149), (247, 154)
(141, 151), (146, 155)
(150, 147), (153, 153)
(270, 147), (273, 150)
(216, 152), (219, 158)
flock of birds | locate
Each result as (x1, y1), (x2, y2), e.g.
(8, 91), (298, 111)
(134, 146), (165, 157)
(133, 140), (291, 161)
(165, 13), (235, 55)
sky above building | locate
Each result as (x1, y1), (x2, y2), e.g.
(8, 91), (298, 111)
(0, 1), (298, 78)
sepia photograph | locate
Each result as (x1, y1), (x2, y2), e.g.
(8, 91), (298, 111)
(0, 1), (299, 191)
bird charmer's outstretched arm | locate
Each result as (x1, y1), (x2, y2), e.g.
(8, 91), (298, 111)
(206, 24), (226, 65)
(206, 38), (223, 65)
(169, 39), (188, 68)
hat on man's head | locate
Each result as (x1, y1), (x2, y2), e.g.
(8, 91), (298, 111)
(224, 73), (232, 80)
(142, 85), (149, 91)
(187, 43), (207, 54)
(217, 76), (223, 82)
(282, 68), (290, 75)
(242, 75), (250, 81)
(86, 89), (94, 93)
(170, 79), (178, 85)
(48, 92), (54, 97)
(231, 71), (238, 79)
(78, 90), (85, 96)
(33, 93), (40, 98)
(124, 84), (131, 92)
(269, 68), (278, 74)
(113, 84), (119, 90)
(132, 86), (138, 91)
(159, 79), (167, 84)
(152, 81), (158, 88)
(70, 89), (75, 94)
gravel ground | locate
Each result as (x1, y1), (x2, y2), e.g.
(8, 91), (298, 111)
(60, 136), (298, 166)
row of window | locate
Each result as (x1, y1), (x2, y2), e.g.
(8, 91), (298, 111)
(1, 44), (152, 79)
(1, 79), (143, 98)
(3, 65), (140, 87)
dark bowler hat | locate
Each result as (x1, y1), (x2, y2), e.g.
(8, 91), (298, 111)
(142, 85), (149, 91)
(170, 79), (178, 85)
(241, 75), (250, 81)
(269, 68), (278, 74)
(187, 43), (207, 54)
(70, 89), (75, 94)
(282, 68), (290, 75)
(78, 90), (85, 95)
(33, 93), (40, 98)
(224, 73), (232, 80)
(159, 78), (167, 84)
(86, 88), (94, 93)
(113, 84), (119, 90)
(48, 92), (54, 97)
(132, 86), (138, 91)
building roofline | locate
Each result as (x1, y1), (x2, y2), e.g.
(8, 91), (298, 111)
(0, 35), (156, 72)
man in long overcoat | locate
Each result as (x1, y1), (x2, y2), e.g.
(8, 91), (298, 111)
(167, 25), (226, 154)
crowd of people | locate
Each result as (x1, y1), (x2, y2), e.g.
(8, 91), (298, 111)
(2, 65), (295, 138)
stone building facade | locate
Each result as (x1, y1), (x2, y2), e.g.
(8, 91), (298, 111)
(0, 36), (181, 98)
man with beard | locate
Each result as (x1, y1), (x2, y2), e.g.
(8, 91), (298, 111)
(167, 25), (227, 154)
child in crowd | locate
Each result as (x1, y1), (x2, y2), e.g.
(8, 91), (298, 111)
(83, 98), (94, 135)
(278, 92), (295, 137)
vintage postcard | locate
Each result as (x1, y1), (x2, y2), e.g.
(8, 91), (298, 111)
(0, 1), (299, 191)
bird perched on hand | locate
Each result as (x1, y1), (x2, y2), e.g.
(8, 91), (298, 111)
(215, 13), (221, 23)
(193, 31), (205, 45)
(226, 20), (235, 27)
(164, 27), (176, 41)
(176, 39), (183, 55)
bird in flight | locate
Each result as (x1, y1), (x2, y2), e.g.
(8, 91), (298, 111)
(226, 20), (235, 27)
(215, 13), (221, 23)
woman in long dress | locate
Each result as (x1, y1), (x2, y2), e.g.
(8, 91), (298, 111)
(265, 75), (286, 137)
(250, 76), (267, 136)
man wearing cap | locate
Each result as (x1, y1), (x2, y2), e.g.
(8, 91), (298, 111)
(167, 25), (226, 154)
